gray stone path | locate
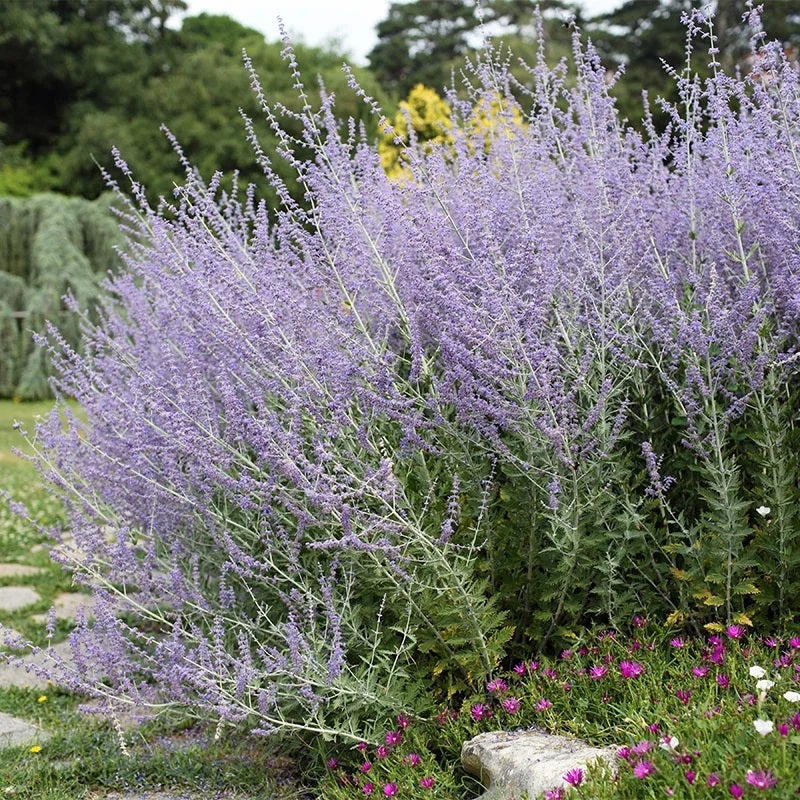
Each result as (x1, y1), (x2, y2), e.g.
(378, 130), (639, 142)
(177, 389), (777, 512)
(0, 562), (255, 799)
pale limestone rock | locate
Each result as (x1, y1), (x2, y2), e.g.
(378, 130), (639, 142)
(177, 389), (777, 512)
(462, 729), (615, 799)
(0, 585), (40, 611)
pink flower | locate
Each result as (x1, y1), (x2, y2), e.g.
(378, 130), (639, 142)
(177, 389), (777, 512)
(708, 774), (721, 787)
(360, 762), (372, 773)
(471, 703), (490, 721)
(534, 698), (552, 712)
(789, 637), (800, 649)
(362, 783), (374, 796)
(589, 665), (607, 680)
(385, 730), (402, 746)
(685, 770), (696, 784)
(675, 689), (692, 704)
(746, 769), (777, 789)
(619, 661), (644, 678)
(630, 740), (651, 756)
(616, 746), (631, 760)
(778, 722), (789, 736)
(487, 678), (508, 694)
(383, 783), (398, 797)
(632, 760), (656, 779)
(563, 767), (584, 786)
(404, 753), (421, 767)
(727, 625), (746, 639)
(717, 674), (731, 689)
(671, 637), (685, 648)
(544, 789), (565, 800)
(513, 663), (526, 675)
(633, 615), (646, 628)
(396, 713), (411, 729)
(326, 758), (338, 769)
(376, 746), (390, 759)
(692, 665), (709, 678)
(729, 784), (743, 798)
(356, 741), (368, 752)
(419, 777), (435, 789)
(502, 696), (521, 714)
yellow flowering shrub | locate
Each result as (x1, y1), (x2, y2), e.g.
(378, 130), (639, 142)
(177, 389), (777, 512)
(379, 84), (526, 180)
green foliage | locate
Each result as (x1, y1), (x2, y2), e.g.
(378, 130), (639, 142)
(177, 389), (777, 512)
(0, 194), (122, 399)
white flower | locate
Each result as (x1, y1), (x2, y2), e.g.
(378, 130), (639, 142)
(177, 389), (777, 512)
(756, 505), (771, 517)
(659, 735), (679, 751)
(756, 679), (775, 692)
(783, 691), (800, 703)
(753, 719), (774, 736)
(749, 665), (767, 679)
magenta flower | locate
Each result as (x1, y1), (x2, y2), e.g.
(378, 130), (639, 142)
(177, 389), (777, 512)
(685, 770), (696, 784)
(376, 745), (390, 759)
(534, 698), (553, 712)
(670, 637), (685, 648)
(789, 637), (800, 649)
(746, 769), (777, 789)
(470, 703), (490, 721)
(692, 665), (709, 678)
(563, 767), (584, 786)
(727, 625), (746, 639)
(717, 674), (731, 689)
(544, 789), (565, 800)
(356, 741), (368, 752)
(385, 730), (402, 746)
(419, 777), (435, 789)
(616, 746), (632, 760)
(633, 615), (646, 628)
(730, 785), (743, 798)
(362, 784), (374, 796)
(360, 762), (372, 773)
(326, 758), (338, 769)
(396, 713), (411, 729)
(632, 760), (656, 779)
(513, 663), (526, 675)
(404, 753), (421, 767)
(708, 774), (721, 787)
(589, 665), (607, 680)
(778, 722), (789, 736)
(619, 661), (644, 678)
(502, 696), (521, 714)
(383, 783), (398, 797)
(675, 689), (692, 704)
(486, 678), (508, 694)
(630, 740), (651, 756)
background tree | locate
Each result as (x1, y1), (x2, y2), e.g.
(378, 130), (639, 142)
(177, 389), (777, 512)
(369, 0), (583, 99)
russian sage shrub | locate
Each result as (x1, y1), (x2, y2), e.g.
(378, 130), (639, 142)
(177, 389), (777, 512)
(26, 11), (800, 743)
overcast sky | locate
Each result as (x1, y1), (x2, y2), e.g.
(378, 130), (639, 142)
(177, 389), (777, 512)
(181, 0), (621, 65)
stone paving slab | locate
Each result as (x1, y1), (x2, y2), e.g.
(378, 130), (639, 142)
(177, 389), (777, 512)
(0, 585), (41, 611)
(33, 591), (93, 623)
(0, 563), (46, 578)
(0, 710), (50, 749)
(0, 640), (75, 689)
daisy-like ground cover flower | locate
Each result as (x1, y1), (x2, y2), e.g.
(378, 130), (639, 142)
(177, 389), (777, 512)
(319, 622), (800, 798)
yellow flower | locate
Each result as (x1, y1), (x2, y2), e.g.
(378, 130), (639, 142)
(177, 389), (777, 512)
(29, 745), (42, 753)
(37, 695), (47, 703)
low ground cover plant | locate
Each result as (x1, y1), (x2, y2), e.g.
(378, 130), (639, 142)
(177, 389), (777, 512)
(318, 622), (800, 798)
(8, 2), (800, 792)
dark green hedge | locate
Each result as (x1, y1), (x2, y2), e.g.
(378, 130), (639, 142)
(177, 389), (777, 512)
(0, 193), (121, 399)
